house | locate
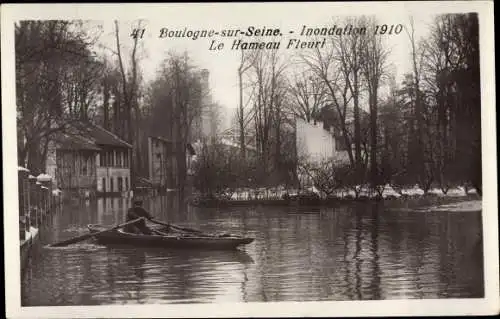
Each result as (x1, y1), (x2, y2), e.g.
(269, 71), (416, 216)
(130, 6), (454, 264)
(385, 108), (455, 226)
(295, 117), (352, 189)
(295, 104), (372, 189)
(147, 136), (196, 191)
(296, 118), (350, 164)
(219, 137), (258, 158)
(46, 122), (132, 198)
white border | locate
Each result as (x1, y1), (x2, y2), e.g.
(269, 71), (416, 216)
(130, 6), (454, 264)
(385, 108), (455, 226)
(2, 2), (498, 318)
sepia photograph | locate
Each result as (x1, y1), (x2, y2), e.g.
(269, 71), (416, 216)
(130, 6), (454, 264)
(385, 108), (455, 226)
(2, 2), (498, 318)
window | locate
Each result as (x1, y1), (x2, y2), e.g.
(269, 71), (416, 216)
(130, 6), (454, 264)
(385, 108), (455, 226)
(80, 153), (90, 176)
(91, 156), (95, 174)
(110, 177), (114, 192)
(102, 178), (106, 192)
(86, 157), (91, 176)
(124, 151), (129, 168)
(118, 177), (123, 192)
(124, 177), (128, 191)
(100, 151), (105, 167)
(106, 151), (111, 166)
(117, 151), (122, 167)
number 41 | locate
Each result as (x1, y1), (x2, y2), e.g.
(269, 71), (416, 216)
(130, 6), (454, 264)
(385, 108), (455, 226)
(131, 29), (145, 39)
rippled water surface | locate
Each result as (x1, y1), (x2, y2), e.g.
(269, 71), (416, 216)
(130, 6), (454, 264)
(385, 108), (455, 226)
(21, 196), (483, 305)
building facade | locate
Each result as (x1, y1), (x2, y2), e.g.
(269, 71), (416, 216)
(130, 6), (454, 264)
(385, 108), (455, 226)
(96, 144), (132, 196)
(148, 136), (196, 191)
(46, 122), (132, 198)
(296, 118), (350, 164)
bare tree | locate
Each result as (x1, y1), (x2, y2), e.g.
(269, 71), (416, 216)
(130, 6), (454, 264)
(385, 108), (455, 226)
(301, 36), (355, 166)
(237, 50), (256, 159)
(146, 52), (205, 196)
(362, 18), (389, 187)
(247, 47), (288, 176)
(337, 16), (368, 177)
(287, 70), (327, 123)
(300, 158), (339, 197)
(113, 20), (143, 189)
(16, 20), (103, 172)
(405, 16), (428, 188)
(420, 13), (481, 194)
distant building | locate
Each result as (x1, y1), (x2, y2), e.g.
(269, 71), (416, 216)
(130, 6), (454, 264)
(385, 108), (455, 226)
(220, 137), (258, 157)
(221, 125), (258, 154)
(296, 118), (350, 164)
(147, 136), (196, 191)
(295, 117), (352, 188)
(46, 122), (132, 198)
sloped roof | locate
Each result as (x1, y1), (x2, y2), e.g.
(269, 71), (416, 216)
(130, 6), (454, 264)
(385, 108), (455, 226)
(72, 122), (132, 148)
(53, 132), (102, 151)
(220, 138), (257, 152)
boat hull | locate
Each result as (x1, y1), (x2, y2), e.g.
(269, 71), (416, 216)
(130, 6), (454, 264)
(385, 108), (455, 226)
(88, 225), (254, 250)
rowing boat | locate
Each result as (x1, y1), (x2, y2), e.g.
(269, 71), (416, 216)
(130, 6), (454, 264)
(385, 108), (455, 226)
(87, 224), (254, 250)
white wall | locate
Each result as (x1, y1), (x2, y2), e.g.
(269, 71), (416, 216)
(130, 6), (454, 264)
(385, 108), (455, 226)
(296, 118), (351, 188)
(96, 167), (130, 192)
(296, 118), (336, 162)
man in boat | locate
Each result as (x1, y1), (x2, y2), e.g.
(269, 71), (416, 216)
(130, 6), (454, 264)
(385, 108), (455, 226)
(126, 200), (153, 235)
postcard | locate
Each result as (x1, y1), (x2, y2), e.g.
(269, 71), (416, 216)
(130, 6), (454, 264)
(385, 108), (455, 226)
(2, 2), (498, 318)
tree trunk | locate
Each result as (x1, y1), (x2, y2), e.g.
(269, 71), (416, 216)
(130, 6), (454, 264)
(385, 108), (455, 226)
(353, 74), (362, 175)
(238, 69), (246, 159)
(369, 89), (378, 187)
(103, 78), (110, 130)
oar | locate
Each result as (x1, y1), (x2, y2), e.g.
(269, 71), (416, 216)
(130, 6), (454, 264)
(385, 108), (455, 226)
(149, 219), (205, 235)
(50, 218), (144, 247)
(150, 228), (170, 236)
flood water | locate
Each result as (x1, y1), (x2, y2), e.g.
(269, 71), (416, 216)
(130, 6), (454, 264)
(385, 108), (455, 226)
(21, 195), (484, 305)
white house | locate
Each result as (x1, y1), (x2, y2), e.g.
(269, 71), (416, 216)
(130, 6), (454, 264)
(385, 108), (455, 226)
(295, 118), (352, 189)
(296, 118), (350, 164)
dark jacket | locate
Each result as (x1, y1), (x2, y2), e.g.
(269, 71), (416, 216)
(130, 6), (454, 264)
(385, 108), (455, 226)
(127, 206), (152, 221)
(126, 206), (153, 234)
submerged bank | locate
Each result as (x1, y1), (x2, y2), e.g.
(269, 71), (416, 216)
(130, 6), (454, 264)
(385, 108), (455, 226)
(413, 200), (482, 213)
(191, 193), (481, 209)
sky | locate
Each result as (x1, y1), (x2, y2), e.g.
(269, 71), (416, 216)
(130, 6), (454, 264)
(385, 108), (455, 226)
(90, 5), (437, 129)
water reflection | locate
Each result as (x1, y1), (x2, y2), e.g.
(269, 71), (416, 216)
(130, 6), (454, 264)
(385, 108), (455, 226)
(22, 196), (483, 305)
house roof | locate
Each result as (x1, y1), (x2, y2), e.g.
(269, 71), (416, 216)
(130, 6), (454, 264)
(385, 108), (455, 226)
(54, 132), (102, 151)
(220, 138), (258, 152)
(53, 121), (132, 151)
(73, 122), (132, 148)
